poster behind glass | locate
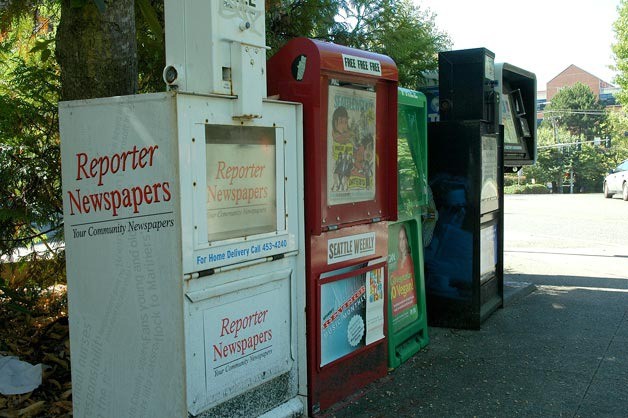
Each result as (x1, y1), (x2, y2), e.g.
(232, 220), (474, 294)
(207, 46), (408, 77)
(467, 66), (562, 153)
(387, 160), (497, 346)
(327, 83), (377, 206)
(501, 94), (520, 146)
(480, 135), (499, 212)
(388, 223), (419, 330)
(397, 108), (425, 219)
(480, 223), (498, 283)
(205, 125), (277, 242)
(320, 266), (384, 366)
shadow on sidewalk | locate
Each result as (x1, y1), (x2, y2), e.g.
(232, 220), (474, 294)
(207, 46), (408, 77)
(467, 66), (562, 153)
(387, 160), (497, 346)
(507, 272), (628, 291)
(326, 273), (628, 417)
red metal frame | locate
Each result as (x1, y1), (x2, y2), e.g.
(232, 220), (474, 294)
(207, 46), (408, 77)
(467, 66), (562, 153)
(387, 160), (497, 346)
(267, 38), (398, 415)
(308, 222), (389, 413)
(267, 38), (398, 235)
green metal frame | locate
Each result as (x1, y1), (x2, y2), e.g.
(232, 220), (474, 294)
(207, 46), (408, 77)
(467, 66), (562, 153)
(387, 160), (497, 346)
(387, 88), (430, 369)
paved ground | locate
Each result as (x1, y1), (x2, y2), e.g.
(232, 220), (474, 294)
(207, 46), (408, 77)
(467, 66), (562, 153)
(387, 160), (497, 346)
(325, 194), (628, 417)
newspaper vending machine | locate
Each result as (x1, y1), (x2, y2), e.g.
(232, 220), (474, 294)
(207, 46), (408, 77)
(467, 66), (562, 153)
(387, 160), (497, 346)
(268, 38), (398, 415)
(59, 2), (305, 417)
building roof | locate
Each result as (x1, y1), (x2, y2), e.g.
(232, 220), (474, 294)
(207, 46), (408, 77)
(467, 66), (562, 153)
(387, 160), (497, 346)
(548, 64), (615, 88)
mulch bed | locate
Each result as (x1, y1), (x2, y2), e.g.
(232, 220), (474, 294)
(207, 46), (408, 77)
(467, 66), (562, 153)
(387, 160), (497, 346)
(0, 304), (72, 418)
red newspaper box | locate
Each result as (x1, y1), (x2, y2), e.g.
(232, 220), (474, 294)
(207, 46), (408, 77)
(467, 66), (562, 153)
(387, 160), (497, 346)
(268, 38), (398, 415)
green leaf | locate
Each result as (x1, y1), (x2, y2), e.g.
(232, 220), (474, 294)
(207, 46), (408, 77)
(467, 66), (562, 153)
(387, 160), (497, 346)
(92, 0), (106, 13)
(6, 302), (33, 315)
(70, 0), (88, 8)
(0, 283), (29, 304)
(137, 0), (164, 39)
(41, 49), (51, 62)
(29, 39), (54, 54)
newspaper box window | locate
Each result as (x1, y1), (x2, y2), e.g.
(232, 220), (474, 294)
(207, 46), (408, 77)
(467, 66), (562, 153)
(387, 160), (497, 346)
(327, 83), (377, 205)
(204, 125), (280, 242)
(494, 63), (537, 170)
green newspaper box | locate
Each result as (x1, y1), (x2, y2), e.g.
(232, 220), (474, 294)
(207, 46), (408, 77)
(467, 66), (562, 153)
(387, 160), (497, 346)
(387, 88), (430, 369)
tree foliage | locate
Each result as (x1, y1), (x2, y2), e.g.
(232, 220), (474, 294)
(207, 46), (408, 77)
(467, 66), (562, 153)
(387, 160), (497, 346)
(266, 0), (342, 50)
(0, 1), (172, 266)
(613, 0), (628, 105)
(544, 82), (605, 138)
(604, 110), (628, 165)
(524, 126), (562, 185)
(135, 0), (165, 93)
(351, 0), (450, 89)
(267, 0), (450, 89)
(572, 143), (610, 191)
(531, 84), (609, 192)
(531, 77), (628, 192)
(525, 121), (614, 193)
(0, 6), (65, 314)
(0, 7), (62, 252)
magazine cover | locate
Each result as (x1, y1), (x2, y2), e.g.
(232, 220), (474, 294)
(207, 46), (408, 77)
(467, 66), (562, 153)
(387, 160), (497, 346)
(388, 223), (419, 330)
(320, 266), (385, 366)
(327, 84), (376, 205)
(320, 274), (367, 366)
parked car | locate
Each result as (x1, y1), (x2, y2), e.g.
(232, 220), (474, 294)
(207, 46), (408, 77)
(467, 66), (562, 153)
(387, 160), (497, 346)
(603, 159), (628, 201)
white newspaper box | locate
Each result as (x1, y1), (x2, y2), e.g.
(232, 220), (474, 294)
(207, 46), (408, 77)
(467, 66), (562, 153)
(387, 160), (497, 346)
(60, 92), (304, 418)
(59, 2), (305, 417)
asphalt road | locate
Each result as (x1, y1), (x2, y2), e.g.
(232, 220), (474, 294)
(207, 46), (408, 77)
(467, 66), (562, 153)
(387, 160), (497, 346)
(504, 193), (628, 281)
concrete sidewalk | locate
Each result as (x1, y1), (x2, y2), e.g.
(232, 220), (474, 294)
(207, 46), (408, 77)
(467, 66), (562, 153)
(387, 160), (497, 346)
(325, 277), (628, 417)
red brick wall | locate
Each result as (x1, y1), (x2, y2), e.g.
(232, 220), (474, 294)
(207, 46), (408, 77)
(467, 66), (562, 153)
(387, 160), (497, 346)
(547, 65), (601, 101)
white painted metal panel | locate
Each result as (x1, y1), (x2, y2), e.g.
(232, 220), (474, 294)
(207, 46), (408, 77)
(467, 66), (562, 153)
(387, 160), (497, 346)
(164, 1), (266, 98)
(175, 95), (300, 274)
(184, 267), (293, 414)
(59, 93), (186, 418)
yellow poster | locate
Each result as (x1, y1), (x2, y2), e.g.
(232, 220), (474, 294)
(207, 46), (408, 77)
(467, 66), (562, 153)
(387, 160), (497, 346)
(327, 84), (376, 205)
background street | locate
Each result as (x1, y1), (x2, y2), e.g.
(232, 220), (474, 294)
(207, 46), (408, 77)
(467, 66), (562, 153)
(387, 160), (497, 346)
(328, 194), (628, 417)
(505, 194), (628, 282)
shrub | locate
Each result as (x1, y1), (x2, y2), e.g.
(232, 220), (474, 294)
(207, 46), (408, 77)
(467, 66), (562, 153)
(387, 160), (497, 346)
(0, 251), (66, 317)
(504, 184), (551, 194)
(503, 174), (527, 187)
(503, 175), (518, 187)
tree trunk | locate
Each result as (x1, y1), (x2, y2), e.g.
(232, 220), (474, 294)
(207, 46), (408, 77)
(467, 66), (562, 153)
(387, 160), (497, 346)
(56, 0), (137, 101)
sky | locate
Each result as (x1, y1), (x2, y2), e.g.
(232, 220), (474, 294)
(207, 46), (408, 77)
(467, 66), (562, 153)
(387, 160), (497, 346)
(415, 0), (621, 90)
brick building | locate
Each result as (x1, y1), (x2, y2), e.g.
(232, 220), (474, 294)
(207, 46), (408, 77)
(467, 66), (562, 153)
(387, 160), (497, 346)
(546, 64), (615, 101)
(537, 64), (619, 122)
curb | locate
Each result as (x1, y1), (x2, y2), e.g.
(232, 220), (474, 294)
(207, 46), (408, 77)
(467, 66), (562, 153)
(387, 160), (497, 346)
(503, 281), (536, 306)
